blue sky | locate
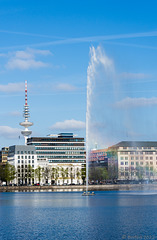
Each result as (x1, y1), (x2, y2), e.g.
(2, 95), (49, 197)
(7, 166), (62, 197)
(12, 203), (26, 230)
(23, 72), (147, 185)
(1, 0), (157, 148)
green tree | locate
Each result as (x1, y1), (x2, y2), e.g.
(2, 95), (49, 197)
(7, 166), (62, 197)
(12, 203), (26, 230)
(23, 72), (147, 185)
(2, 163), (16, 185)
(76, 168), (81, 183)
(136, 166), (144, 181)
(69, 166), (74, 184)
(81, 164), (86, 185)
(35, 166), (42, 184)
(27, 164), (34, 185)
(102, 167), (109, 181)
(60, 167), (68, 184)
(42, 167), (50, 184)
(50, 167), (59, 184)
(0, 164), (6, 182)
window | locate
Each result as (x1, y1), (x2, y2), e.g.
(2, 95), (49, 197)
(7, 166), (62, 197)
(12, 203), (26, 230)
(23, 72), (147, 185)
(125, 157), (128, 160)
(125, 162), (128, 165)
(146, 157), (148, 160)
(21, 151), (23, 154)
(31, 151), (34, 154)
(131, 157), (134, 160)
(32, 160), (34, 163)
(32, 165), (34, 168)
(17, 151), (20, 154)
(150, 157), (153, 160)
(121, 162), (124, 165)
(32, 156), (34, 159)
(131, 162), (134, 165)
(136, 162), (139, 166)
(21, 156), (23, 159)
(150, 161), (153, 165)
(18, 156), (20, 159)
(136, 157), (138, 160)
(29, 160), (31, 163)
(28, 151), (30, 154)
(28, 156), (31, 159)
(18, 160), (20, 163)
(140, 162), (143, 165)
(140, 157), (143, 160)
(25, 156), (27, 159)
(120, 157), (123, 160)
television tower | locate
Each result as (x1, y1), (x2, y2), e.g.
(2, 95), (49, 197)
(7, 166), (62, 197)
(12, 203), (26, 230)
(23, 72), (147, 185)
(20, 80), (33, 145)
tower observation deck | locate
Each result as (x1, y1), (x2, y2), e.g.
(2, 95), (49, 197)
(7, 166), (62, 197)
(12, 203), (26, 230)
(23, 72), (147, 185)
(19, 80), (33, 145)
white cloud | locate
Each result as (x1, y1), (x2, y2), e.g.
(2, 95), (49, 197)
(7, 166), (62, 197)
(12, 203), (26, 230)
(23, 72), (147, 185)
(55, 83), (77, 91)
(5, 48), (51, 70)
(115, 97), (157, 108)
(7, 58), (48, 70)
(50, 119), (85, 131)
(0, 82), (24, 92)
(8, 111), (21, 116)
(0, 126), (21, 139)
(119, 72), (150, 79)
(0, 53), (7, 57)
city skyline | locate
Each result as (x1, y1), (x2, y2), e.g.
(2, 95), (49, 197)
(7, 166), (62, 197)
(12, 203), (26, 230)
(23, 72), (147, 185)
(1, 1), (157, 148)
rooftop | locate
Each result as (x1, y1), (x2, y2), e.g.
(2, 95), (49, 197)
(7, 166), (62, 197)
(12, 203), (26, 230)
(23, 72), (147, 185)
(110, 141), (157, 148)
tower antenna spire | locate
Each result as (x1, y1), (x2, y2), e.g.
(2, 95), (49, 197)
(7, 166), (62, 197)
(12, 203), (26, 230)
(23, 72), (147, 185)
(20, 80), (33, 145)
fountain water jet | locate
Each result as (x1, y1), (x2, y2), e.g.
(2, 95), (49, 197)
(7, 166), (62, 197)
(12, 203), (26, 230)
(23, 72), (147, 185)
(85, 46), (115, 194)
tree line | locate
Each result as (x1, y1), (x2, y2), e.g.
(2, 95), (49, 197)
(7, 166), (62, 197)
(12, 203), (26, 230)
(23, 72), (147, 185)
(0, 163), (86, 185)
(89, 166), (118, 183)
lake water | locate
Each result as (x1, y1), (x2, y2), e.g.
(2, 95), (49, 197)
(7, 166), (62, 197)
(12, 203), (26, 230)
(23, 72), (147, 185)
(0, 191), (157, 240)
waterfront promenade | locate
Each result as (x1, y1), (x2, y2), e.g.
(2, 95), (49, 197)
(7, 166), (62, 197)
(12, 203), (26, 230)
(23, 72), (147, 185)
(1, 183), (157, 192)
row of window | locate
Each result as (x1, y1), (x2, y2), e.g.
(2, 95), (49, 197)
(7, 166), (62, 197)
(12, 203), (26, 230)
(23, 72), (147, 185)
(36, 151), (85, 155)
(49, 160), (85, 163)
(28, 138), (84, 142)
(30, 143), (85, 147)
(17, 167), (34, 172)
(120, 166), (154, 171)
(120, 161), (157, 166)
(18, 155), (34, 160)
(18, 160), (34, 164)
(120, 156), (157, 160)
(120, 172), (154, 177)
(122, 147), (157, 150)
(36, 147), (85, 150)
(120, 151), (155, 155)
(17, 151), (34, 154)
(17, 165), (34, 168)
(38, 155), (85, 159)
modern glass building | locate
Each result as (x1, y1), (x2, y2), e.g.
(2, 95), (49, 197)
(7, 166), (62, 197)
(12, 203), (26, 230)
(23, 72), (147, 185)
(27, 133), (86, 164)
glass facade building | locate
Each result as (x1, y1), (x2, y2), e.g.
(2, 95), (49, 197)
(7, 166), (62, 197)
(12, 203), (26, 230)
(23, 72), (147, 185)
(27, 133), (86, 164)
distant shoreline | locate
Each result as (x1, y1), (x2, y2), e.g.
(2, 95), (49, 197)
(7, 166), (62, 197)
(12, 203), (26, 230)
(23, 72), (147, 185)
(1, 184), (157, 192)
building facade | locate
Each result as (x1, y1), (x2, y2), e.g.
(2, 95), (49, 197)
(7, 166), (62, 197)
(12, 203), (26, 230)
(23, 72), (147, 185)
(27, 133), (86, 185)
(7, 145), (38, 185)
(109, 141), (157, 181)
(89, 148), (118, 181)
(0, 147), (9, 165)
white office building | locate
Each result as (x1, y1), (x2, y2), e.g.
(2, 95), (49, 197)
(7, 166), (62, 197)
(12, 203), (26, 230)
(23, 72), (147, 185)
(109, 141), (157, 181)
(7, 145), (38, 185)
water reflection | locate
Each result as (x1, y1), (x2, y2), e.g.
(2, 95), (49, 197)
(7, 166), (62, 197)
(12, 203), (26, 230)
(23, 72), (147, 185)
(0, 191), (157, 240)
